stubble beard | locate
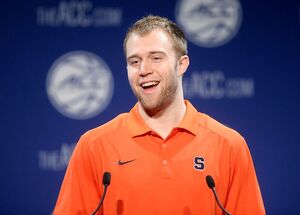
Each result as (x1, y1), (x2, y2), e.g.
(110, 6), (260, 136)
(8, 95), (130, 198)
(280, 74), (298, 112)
(132, 76), (179, 117)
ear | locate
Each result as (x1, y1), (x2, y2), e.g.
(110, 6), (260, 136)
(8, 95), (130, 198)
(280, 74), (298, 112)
(177, 55), (190, 76)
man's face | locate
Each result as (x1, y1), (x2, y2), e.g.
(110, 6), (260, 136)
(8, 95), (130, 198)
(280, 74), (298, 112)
(126, 29), (183, 115)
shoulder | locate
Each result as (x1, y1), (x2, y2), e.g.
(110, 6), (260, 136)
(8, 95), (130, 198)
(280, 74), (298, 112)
(196, 111), (246, 148)
(81, 113), (129, 143)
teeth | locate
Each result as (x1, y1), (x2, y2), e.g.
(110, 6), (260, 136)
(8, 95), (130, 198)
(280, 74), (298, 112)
(141, 81), (158, 87)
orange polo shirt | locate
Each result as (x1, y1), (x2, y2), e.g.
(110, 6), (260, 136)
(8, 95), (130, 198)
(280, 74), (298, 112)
(54, 100), (265, 215)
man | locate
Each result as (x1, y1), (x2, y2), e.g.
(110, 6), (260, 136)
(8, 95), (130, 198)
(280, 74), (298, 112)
(54, 15), (265, 215)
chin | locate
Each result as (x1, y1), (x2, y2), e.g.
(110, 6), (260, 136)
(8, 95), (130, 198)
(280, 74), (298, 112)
(139, 98), (167, 116)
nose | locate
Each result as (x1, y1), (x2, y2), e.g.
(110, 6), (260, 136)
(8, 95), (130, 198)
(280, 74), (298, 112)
(139, 61), (153, 77)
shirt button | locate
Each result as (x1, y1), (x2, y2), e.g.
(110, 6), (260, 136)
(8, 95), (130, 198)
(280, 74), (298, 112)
(162, 144), (167, 148)
(162, 160), (168, 166)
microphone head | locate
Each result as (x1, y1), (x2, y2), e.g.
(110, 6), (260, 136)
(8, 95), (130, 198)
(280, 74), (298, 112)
(103, 172), (111, 186)
(206, 175), (215, 189)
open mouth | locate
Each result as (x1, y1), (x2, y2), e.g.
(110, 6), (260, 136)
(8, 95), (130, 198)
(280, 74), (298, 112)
(141, 81), (159, 90)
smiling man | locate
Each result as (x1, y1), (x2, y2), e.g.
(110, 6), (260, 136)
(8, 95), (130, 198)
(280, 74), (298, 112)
(125, 26), (189, 139)
(54, 15), (265, 215)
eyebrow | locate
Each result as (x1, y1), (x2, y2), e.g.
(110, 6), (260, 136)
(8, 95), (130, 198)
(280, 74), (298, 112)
(126, 54), (140, 61)
(127, 51), (166, 61)
(149, 51), (166, 55)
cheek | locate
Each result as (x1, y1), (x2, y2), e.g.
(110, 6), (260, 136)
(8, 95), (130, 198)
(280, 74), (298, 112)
(165, 64), (179, 80)
(127, 70), (136, 86)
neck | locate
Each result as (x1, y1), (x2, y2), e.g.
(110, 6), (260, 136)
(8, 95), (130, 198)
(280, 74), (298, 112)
(138, 99), (186, 139)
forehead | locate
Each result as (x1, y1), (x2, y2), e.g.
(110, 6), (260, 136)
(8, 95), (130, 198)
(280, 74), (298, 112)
(126, 29), (175, 57)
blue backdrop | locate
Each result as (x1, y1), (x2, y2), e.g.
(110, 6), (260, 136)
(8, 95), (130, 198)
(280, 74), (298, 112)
(1, 0), (299, 214)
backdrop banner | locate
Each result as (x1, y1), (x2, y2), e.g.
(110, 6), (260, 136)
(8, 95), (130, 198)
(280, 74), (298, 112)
(1, 0), (299, 214)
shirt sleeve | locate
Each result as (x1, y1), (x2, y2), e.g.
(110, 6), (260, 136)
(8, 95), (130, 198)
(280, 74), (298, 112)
(53, 135), (103, 215)
(225, 138), (266, 215)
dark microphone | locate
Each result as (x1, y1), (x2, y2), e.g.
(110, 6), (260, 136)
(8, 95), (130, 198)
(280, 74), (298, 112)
(91, 172), (111, 215)
(206, 175), (232, 215)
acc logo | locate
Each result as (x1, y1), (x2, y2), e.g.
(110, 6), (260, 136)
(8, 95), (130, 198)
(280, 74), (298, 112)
(194, 156), (205, 171)
(46, 51), (114, 120)
(175, 0), (242, 48)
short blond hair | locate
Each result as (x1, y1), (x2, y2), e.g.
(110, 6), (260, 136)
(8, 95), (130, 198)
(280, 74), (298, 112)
(123, 15), (188, 58)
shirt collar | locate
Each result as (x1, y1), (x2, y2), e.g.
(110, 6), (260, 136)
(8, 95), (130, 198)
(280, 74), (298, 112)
(127, 100), (199, 137)
(177, 100), (198, 135)
(127, 103), (152, 137)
